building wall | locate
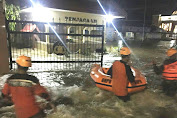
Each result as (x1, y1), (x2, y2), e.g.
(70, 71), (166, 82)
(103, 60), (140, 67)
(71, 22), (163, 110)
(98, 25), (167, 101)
(53, 11), (105, 25)
(20, 9), (106, 53)
(21, 9), (106, 25)
(20, 9), (106, 40)
(154, 14), (177, 33)
(0, 1), (9, 75)
(152, 15), (161, 27)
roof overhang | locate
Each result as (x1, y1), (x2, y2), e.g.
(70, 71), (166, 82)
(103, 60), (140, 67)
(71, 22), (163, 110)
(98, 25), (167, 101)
(161, 15), (177, 21)
(21, 7), (125, 19)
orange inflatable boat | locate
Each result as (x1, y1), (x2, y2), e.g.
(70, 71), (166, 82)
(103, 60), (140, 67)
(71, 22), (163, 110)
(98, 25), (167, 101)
(90, 64), (147, 93)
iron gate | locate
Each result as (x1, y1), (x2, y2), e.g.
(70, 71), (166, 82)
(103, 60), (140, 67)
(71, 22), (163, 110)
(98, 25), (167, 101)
(6, 20), (104, 71)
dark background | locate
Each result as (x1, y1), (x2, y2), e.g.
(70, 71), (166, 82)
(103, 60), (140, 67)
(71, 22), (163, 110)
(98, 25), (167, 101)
(115, 0), (177, 26)
(6, 0), (177, 26)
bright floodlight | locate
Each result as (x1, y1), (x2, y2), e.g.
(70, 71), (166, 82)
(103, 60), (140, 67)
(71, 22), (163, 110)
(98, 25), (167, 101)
(32, 4), (52, 22)
(105, 14), (114, 22)
(29, 0), (71, 53)
(97, 0), (139, 60)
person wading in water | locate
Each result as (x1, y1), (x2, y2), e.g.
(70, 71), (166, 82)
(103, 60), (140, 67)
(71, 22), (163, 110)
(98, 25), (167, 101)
(153, 48), (177, 97)
(107, 47), (136, 102)
(2, 55), (55, 118)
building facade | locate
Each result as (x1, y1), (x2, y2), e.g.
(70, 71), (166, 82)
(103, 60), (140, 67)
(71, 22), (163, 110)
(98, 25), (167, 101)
(153, 10), (177, 39)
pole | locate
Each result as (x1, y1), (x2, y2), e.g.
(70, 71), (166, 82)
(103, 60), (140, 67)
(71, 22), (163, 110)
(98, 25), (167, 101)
(142, 0), (147, 41)
(0, 0), (10, 75)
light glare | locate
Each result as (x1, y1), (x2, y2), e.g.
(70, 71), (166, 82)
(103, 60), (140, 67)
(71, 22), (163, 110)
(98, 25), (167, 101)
(105, 14), (114, 22)
(29, 0), (71, 53)
(97, 0), (139, 60)
(32, 6), (52, 22)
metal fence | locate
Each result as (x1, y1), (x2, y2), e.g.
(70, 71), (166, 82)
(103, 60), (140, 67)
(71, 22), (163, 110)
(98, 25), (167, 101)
(6, 20), (104, 71)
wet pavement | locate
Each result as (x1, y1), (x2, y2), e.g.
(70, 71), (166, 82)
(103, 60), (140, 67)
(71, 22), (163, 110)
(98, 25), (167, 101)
(1, 42), (177, 118)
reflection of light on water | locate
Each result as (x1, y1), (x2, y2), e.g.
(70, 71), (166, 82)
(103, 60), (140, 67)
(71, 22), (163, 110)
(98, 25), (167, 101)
(11, 62), (93, 72)
(32, 72), (62, 87)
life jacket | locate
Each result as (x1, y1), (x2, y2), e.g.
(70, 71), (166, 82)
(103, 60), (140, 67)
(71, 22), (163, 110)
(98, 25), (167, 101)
(112, 61), (128, 96)
(162, 61), (177, 80)
(2, 74), (50, 118)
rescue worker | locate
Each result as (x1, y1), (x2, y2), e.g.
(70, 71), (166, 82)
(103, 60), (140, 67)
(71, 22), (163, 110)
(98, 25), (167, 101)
(153, 48), (177, 97)
(108, 47), (136, 102)
(2, 55), (54, 118)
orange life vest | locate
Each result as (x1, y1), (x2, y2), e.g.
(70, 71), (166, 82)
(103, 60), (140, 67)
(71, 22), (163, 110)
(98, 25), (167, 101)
(112, 61), (128, 96)
(2, 74), (50, 118)
(162, 61), (177, 80)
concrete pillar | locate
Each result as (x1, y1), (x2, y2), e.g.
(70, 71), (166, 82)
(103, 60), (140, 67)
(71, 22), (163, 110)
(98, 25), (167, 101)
(67, 26), (71, 40)
(82, 27), (88, 43)
(0, 0), (9, 74)
(171, 22), (176, 33)
(44, 24), (53, 54)
(45, 24), (50, 43)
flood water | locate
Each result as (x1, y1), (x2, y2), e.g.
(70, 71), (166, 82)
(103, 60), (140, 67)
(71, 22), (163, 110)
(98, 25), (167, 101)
(1, 43), (177, 118)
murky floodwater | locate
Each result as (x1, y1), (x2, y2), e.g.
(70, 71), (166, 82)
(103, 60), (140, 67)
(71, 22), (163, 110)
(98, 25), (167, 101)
(1, 44), (177, 118)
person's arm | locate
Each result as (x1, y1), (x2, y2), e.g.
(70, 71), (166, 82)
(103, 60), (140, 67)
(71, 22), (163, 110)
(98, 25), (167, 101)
(33, 83), (51, 101)
(1, 82), (12, 103)
(153, 64), (163, 75)
(33, 81), (56, 111)
(107, 66), (112, 78)
(125, 65), (135, 83)
(2, 83), (10, 97)
(152, 59), (165, 75)
(153, 62), (164, 75)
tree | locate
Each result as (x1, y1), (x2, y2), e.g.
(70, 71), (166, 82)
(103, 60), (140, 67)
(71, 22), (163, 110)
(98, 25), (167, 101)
(5, 4), (20, 31)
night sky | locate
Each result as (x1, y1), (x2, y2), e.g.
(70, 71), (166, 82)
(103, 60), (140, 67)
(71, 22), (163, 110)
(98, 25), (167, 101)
(115, 0), (177, 25)
(6, 0), (177, 26)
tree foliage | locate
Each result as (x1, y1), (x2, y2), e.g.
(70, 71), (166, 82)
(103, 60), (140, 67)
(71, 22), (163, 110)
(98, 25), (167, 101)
(5, 4), (20, 31)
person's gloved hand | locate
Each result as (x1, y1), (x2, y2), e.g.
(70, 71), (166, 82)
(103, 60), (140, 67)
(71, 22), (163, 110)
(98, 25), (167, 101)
(152, 60), (157, 65)
(46, 102), (56, 113)
(127, 60), (133, 66)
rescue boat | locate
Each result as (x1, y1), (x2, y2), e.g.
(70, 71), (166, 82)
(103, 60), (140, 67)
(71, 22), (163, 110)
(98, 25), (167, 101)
(90, 64), (147, 93)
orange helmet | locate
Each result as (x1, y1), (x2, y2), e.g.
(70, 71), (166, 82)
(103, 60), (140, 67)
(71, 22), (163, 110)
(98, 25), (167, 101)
(166, 48), (177, 57)
(16, 55), (32, 67)
(120, 47), (131, 55)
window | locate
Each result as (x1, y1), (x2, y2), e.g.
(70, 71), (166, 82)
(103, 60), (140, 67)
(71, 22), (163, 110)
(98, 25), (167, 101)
(160, 23), (172, 32)
(90, 30), (102, 35)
